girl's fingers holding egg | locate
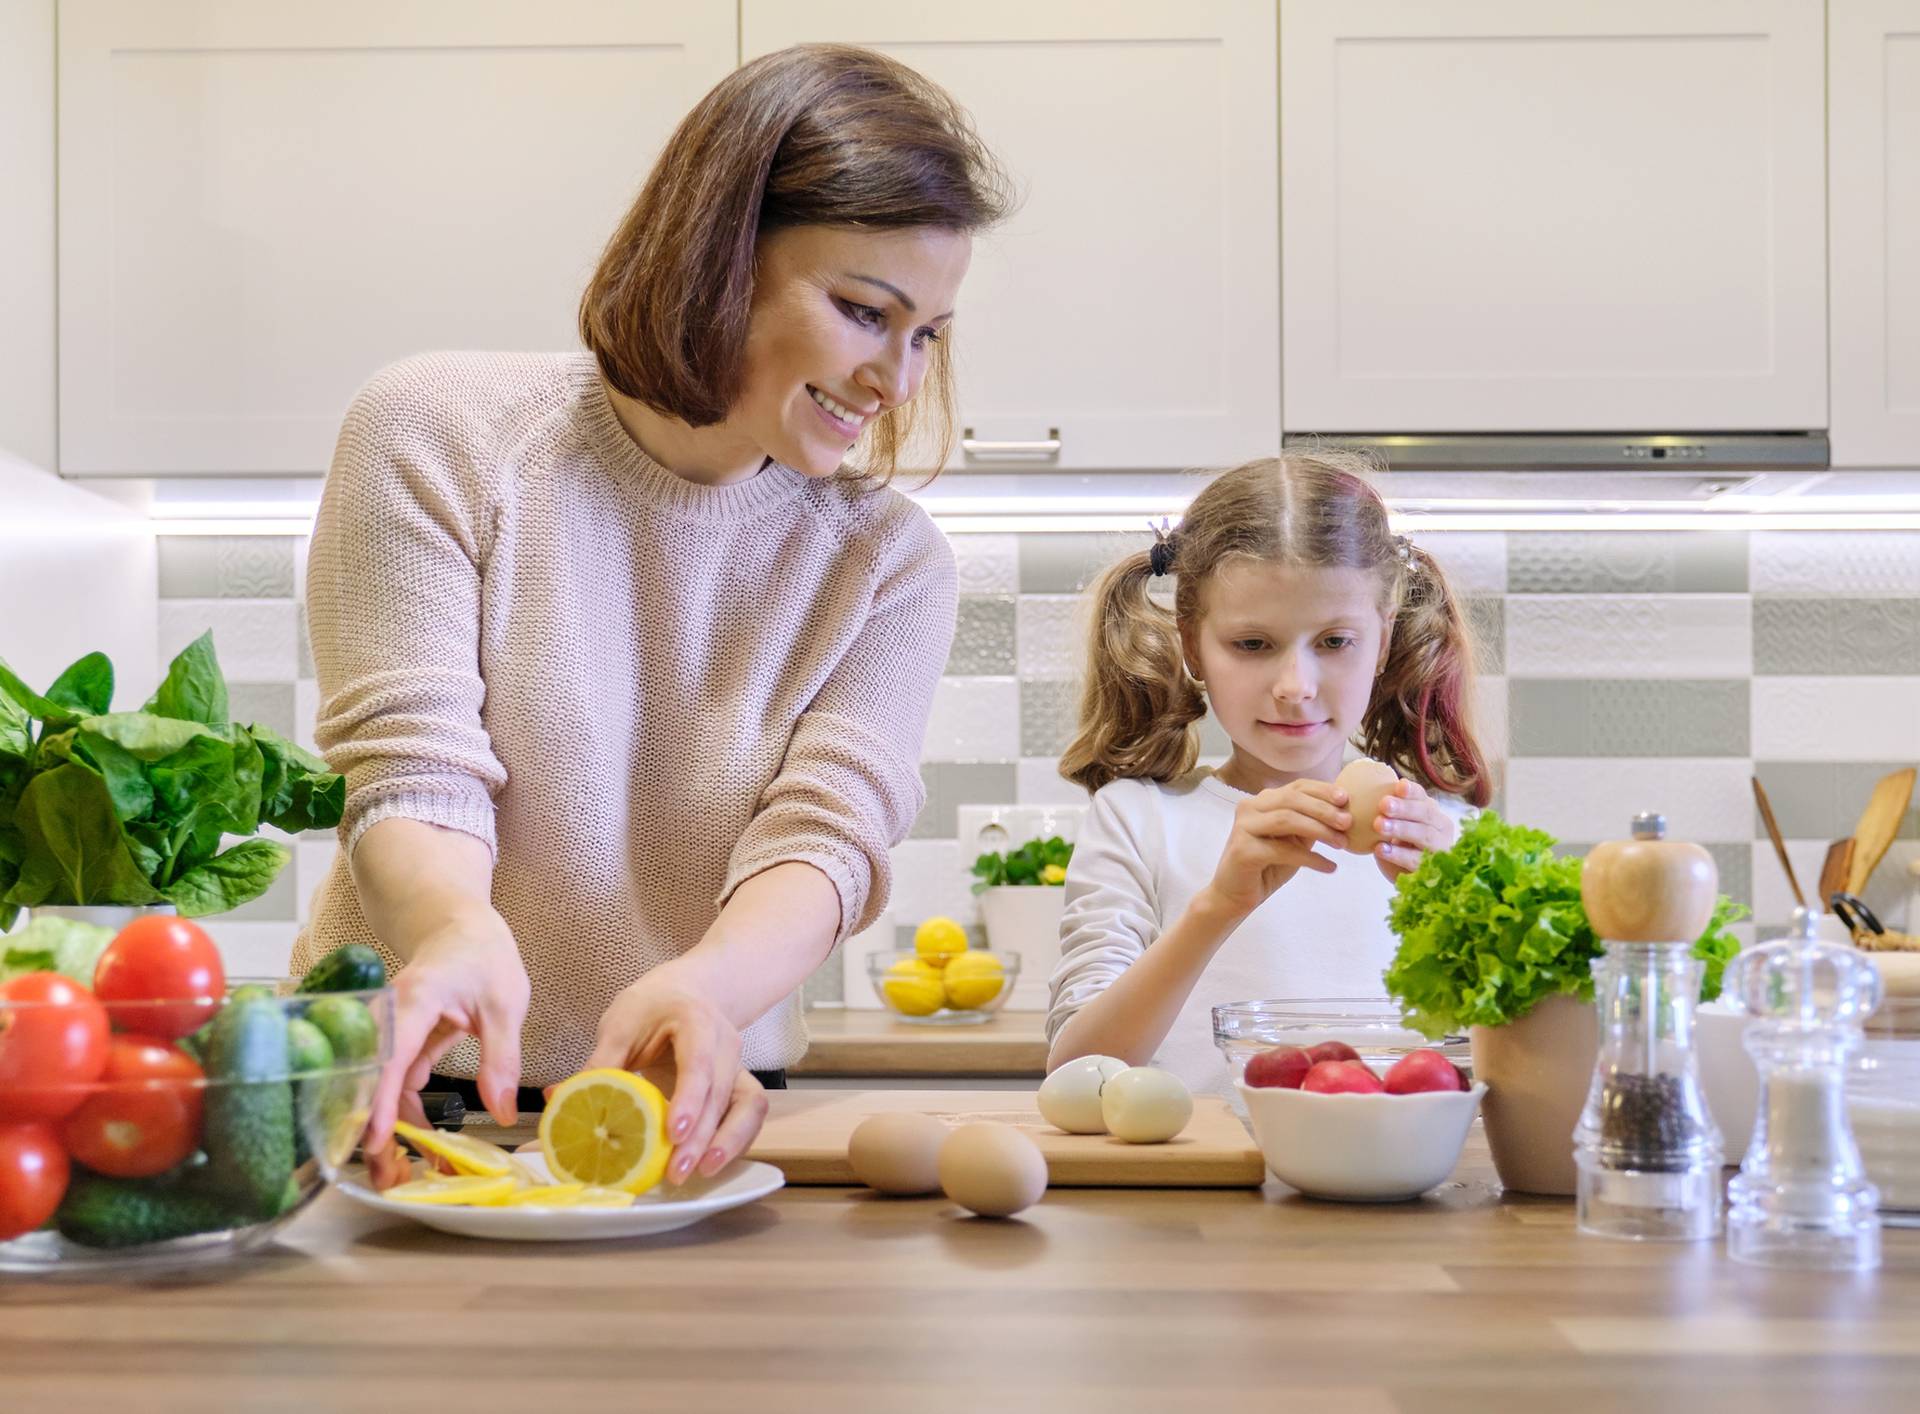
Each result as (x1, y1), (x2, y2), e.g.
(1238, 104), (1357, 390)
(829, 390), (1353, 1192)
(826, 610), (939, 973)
(1245, 805), (1348, 849)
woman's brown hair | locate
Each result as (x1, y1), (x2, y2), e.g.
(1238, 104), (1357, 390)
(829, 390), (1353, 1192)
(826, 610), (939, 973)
(1059, 452), (1493, 805)
(578, 44), (1013, 482)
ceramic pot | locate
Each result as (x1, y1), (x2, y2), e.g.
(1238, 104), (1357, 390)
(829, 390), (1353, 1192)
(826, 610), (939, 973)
(977, 885), (1064, 1010)
(1469, 992), (1599, 1196)
(24, 903), (175, 930)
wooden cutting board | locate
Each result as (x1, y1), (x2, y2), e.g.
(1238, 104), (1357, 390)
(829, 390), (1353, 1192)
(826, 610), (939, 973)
(748, 1088), (1267, 1188)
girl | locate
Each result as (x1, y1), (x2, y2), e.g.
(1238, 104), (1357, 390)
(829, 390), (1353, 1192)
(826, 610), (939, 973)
(1047, 453), (1492, 1097)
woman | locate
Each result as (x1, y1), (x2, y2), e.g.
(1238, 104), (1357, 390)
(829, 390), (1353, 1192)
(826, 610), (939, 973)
(293, 45), (1011, 1185)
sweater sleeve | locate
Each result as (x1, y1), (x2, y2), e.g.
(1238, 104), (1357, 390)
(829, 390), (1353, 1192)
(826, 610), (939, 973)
(1045, 781), (1164, 1046)
(719, 512), (957, 941)
(306, 361), (509, 856)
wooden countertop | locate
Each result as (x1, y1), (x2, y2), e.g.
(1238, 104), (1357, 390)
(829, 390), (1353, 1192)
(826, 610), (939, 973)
(10, 1134), (1918, 1412)
(789, 1007), (1049, 1077)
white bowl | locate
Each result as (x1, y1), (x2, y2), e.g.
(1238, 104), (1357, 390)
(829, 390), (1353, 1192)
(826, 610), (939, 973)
(1236, 1079), (1487, 1202)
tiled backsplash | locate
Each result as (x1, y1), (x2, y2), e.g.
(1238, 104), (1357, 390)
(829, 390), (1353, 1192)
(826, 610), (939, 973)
(156, 528), (1920, 994)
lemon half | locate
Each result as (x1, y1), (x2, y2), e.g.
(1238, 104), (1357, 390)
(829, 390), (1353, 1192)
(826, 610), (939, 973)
(537, 1068), (674, 1196)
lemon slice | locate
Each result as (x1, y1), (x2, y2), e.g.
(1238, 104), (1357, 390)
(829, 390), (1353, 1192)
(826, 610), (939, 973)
(538, 1068), (673, 1195)
(574, 1187), (638, 1209)
(503, 1182), (588, 1207)
(392, 1120), (518, 1178)
(383, 1173), (518, 1207)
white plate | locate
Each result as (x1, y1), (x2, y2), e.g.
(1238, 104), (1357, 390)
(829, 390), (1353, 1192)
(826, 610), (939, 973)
(336, 1151), (784, 1242)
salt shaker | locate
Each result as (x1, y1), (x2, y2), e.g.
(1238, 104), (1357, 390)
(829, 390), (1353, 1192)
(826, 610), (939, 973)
(1724, 905), (1883, 1270)
(1575, 812), (1723, 1241)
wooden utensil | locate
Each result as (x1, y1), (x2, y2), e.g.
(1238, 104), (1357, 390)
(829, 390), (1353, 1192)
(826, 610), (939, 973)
(1751, 775), (1805, 909)
(1845, 766), (1917, 898)
(1817, 839), (1854, 908)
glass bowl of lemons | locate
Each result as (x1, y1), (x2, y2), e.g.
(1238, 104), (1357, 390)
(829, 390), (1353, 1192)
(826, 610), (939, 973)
(868, 917), (1021, 1025)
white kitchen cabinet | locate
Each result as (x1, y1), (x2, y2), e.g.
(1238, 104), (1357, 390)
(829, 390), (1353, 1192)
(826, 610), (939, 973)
(1830, 0), (1920, 466)
(1280, 0), (1827, 433)
(56, 0), (736, 475)
(743, 0), (1280, 471)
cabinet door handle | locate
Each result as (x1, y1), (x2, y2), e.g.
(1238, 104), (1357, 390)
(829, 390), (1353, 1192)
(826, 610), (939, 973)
(961, 428), (1062, 462)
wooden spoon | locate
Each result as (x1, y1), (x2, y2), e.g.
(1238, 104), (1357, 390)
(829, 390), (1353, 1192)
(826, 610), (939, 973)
(1751, 775), (1805, 910)
(1845, 766), (1916, 898)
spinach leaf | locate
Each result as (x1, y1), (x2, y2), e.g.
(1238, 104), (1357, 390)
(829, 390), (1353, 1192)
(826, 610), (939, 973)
(45, 652), (114, 718)
(143, 632), (229, 725)
(162, 839), (290, 916)
(0, 658), (79, 733)
(252, 725), (345, 833)
(4, 761), (164, 909)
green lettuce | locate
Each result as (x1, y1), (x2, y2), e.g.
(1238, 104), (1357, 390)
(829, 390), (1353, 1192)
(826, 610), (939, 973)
(1383, 811), (1746, 1040)
(0, 914), (116, 985)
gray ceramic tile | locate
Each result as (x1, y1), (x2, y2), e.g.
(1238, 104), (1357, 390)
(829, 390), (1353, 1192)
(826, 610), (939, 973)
(1753, 598), (1920, 675)
(1508, 680), (1749, 756)
(1558, 840), (1751, 911)
(946, 596), (1016, 675)
(220, 864), (299, 923)
(1749, 762), (1920, 842)
(1507, 532), (1747, 595)
(1020, 678), (1083, 758)
(296, 603), (314, 681)
(157, 536), (297, 599)
(226, 682), (296, 740)
(910, 761), (1019, 840)
(1466, 597), (1505, 674)
(1018, 532), (1154, 593)
(800, 953), (844, 1007)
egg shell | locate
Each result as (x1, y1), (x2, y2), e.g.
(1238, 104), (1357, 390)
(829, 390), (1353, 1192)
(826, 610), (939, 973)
(847, 1112), (949, 1195)
(1335, 758), (1400, 855)
(1100, 1066), (1194, 1143)
(1037, 1054), (1130, 1134)
(937, 1123), (1049, 1217)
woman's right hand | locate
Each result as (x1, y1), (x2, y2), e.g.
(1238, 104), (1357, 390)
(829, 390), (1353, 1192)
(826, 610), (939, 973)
(363, 908), (530, 1156)
(1201, 779), (1349, 919)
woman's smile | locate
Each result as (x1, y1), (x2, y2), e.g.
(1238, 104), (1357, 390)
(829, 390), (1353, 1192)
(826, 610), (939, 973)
(806, 384), (870, 438)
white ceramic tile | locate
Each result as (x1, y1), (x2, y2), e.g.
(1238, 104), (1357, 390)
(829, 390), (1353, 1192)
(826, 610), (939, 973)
(212, 921), (300, 983)
(1751, 677), (1920, 760)
(885, 840), (978, 931)
(1750, 839), (1839, 928)
(1504, 758), (1758, 843)
(296, 838), (339, 926)
(295, 678), (321, 754)
(946, 533), (1018, 595)
(1015, 595), (1085, 679)
(1505, 595), (1752, 678)
(1017, 757), (1092, 806)
(1752, 531), (1920, 595)
(158, 600), (298, 684)
(922, 676), (1020, 761)
(1473, 675), (1509, 765)
(1416, 531), (1507, 596)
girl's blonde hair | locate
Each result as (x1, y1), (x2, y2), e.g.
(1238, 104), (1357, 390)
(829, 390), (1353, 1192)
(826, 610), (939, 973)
(1059, 452), (1493, 804)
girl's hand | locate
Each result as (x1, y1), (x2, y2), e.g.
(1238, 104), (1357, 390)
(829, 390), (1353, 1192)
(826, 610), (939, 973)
(579, 964), (771, 1185)
(1371, 778), (1457, 882)
(1202, 779), (1347, 919)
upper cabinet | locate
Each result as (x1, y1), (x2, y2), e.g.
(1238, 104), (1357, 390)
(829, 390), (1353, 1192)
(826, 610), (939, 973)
(56, 0), (736, 475)
(1279, 0), (1827, 434)
(1829, 0), (1920, 467)
(743, 0), (1280, 471)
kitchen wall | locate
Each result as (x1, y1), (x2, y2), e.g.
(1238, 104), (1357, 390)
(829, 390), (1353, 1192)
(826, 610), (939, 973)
(157, 523), (1920, 992)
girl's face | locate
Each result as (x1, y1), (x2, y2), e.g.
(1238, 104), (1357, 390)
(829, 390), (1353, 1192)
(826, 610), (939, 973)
(1182, 560), (1392, 792)
(735, 223), (974, 477)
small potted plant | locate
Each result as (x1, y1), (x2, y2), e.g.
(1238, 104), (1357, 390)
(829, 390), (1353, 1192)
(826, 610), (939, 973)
(0, 632), (344, 932)
(971, 834), (1072, 1006)
(1382, 811), (1744, 1195)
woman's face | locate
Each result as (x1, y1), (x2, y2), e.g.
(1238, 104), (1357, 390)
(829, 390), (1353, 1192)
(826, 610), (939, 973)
(735, 224), (973, 476)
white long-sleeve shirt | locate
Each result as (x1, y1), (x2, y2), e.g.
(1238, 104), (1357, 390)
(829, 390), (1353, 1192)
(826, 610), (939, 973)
(1046, 763), (1470, 1100)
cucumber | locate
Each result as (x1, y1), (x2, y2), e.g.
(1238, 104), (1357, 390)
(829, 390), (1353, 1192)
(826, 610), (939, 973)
(296, 944), (386, 994)
(202, 990), (296, 1220)
(56, 1173), (235, 1250)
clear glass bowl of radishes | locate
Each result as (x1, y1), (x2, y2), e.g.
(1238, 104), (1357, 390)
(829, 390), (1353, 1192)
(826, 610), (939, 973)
(1235, 1040), (1487, 1202)
(1212, 998), (1470, 1081)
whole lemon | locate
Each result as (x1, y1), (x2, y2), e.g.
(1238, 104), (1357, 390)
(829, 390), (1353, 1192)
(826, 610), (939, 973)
(942, 950), (1007, 1010)
(881, 957), (947, 1016)
(1041, 863), (1067, 885)
(913, 916), (969, 969)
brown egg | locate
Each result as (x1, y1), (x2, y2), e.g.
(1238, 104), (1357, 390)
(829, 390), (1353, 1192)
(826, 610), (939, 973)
(848, 1112), (948, 1195)
(1336, 758), (1400, 855)
(937, 1123), (1049, 1218)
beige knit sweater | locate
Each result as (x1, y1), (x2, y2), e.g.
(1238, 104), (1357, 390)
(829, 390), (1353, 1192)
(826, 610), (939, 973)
(289, 351), (957, 1081)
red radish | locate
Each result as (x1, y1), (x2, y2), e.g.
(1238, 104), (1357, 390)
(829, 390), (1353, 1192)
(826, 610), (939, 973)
(1244, 1045), (1312, 1089)
(1383, 1048), (1468, 1095)
(1305, 1040), (1361, 1065)
(1301, 1059), (1385, 1095)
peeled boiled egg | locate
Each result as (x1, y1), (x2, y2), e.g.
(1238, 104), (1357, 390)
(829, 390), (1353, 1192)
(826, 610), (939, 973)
(1099, 1066), (1193, 1143)
(1037, 1054), (1129, 1134)
(847, 1112), (948, 1195)
(938, 1123), (1049, 1217)
(1335, 758), (1400, 855)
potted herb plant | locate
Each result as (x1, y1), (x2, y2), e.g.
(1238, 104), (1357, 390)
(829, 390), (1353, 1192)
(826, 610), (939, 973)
(971, 834), (1073, 1007)
(0, 632), (344, 931)
(1382, 811), (1743, 1195)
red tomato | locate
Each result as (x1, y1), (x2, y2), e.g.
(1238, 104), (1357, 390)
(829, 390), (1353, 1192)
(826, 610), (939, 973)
(59, 1034), (205, 1178)
(0, 973), (112, 1121)
(92, 916), (225, 1038)
(0, 1121), (70, 1241)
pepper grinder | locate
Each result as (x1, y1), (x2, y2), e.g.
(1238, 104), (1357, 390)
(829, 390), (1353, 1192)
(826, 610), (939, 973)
(1724, 905), (1882, 1270)
(1575, 812), (1723, 1241)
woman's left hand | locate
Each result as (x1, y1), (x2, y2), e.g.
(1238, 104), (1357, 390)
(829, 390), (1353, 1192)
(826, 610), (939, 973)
(1371, 778), (1456, 882)
(578, 965), (771, 1185)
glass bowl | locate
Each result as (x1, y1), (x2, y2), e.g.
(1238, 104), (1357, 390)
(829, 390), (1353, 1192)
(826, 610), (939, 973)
(1212, 997), (1470, 1078)
(867, 951), (1021, 1026)
(1851, 994), (1920, 1224)
(0, 985), (394, 1273)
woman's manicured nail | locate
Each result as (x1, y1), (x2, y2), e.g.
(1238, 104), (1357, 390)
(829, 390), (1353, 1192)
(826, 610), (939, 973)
(672, 1116), (692, 1140)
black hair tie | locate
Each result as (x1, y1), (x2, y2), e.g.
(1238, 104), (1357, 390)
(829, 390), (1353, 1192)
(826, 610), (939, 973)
(1148, 522), (1178, 577)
